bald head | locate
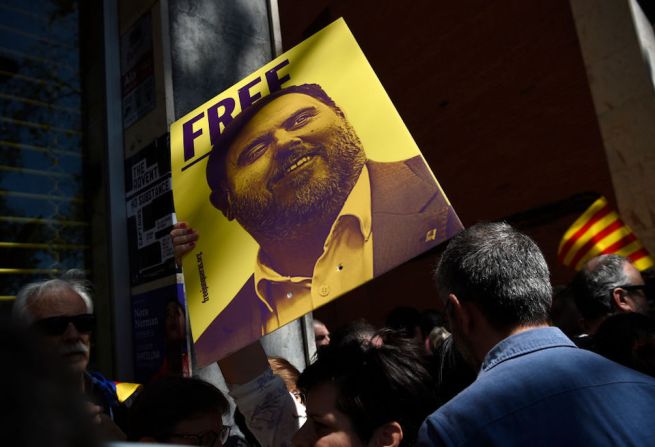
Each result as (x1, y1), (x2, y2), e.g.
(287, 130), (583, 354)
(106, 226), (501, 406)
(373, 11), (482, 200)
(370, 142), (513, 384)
(313, 319), (331, 347)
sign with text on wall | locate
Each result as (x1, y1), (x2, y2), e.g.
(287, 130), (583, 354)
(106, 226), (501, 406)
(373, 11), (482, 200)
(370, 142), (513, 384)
(131, 282), (191, 383)
(125, 135), (177, 286)
(170, 18), (463, 367)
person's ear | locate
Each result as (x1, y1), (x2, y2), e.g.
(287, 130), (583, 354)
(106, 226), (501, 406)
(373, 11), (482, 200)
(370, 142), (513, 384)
(209, 189), (235, 221)
(369, 421), (402, 447)
(612, 288), (633, 312)
(448, 293), (473, 336)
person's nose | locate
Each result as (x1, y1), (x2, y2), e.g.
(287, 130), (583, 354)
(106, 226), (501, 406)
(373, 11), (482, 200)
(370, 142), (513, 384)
(61, 322), (82, 341)
(272, 128), (303, 153)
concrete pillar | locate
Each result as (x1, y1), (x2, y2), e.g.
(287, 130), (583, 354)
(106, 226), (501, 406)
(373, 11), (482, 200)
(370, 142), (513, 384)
(570, 0), (655, 252)
(164, 0), (314, 379)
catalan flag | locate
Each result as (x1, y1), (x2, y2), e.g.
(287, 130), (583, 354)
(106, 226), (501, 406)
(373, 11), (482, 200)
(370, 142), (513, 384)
(558, 196), (654, 271)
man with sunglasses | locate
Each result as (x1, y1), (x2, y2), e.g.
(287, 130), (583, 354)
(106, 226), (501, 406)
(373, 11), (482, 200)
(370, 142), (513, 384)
(12, 271), (127, 438)
(571, 254), (653, 338)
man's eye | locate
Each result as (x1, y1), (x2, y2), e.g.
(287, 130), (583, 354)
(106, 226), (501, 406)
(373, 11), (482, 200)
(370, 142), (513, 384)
(290, 111), (315, 129)
(240, 142), (268, 164)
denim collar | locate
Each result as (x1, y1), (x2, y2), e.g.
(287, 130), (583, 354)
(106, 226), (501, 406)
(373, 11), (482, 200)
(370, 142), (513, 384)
(481, 327), (576, 373)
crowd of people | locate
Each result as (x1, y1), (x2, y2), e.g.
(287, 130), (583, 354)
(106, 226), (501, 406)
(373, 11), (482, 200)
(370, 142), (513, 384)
(4, 222), (655, 446)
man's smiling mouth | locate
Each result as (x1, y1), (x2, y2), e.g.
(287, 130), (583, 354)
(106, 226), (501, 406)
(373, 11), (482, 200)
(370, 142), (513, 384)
(269, 149), (323, 187)
(285, 155), (313, 174)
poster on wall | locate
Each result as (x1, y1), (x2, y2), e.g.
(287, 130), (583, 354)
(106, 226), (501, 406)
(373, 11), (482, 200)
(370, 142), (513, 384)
(125, 135), (177, 286)
(121, 10), (156, 128)
(131, 282), (191, 383)
(169, 18), (463, 366)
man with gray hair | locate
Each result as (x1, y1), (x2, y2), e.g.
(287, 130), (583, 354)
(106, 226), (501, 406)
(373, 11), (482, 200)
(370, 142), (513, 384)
(13, 270), (126, 436)
(571, 254), (651, 336)
(418, 222), (655, 446)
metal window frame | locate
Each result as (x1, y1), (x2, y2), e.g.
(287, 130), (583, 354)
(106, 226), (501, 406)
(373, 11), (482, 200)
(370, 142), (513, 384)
(102, 0), (133, 379)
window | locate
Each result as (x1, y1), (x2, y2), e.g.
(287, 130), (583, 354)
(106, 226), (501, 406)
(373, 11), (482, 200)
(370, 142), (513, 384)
(0, 0), (88, 305)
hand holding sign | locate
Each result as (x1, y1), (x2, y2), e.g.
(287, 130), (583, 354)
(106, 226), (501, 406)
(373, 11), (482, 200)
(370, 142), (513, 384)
(170, 222), (198, 267)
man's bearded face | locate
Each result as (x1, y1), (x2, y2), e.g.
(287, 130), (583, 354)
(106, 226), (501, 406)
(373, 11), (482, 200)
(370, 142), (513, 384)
(223, 93), (366, 239)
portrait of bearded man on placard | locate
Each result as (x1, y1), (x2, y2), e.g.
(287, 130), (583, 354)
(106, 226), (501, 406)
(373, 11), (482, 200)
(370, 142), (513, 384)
(194, 83), (462, 364)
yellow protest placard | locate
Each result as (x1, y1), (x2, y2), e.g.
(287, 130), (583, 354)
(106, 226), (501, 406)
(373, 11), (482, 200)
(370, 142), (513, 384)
(170, 18), (462, 366)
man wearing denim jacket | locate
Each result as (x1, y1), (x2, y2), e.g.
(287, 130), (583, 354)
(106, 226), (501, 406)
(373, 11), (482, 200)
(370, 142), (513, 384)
(418, 223), (655, 447)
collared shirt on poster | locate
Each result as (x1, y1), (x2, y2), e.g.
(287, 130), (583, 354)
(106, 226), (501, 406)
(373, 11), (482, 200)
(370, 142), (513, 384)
(253, 166), (374, 332)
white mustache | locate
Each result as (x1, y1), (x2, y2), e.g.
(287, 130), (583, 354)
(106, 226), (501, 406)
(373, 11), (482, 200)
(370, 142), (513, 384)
(58, 341), (89, 356)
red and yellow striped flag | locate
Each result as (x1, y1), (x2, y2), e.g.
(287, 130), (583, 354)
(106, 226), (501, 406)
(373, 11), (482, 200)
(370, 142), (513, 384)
(558, 196), (653, 271)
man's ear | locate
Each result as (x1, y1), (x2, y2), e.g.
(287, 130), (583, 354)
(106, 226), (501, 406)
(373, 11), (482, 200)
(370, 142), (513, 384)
(209, 189), (235, 221)
(448, 293), (473, 336)
(611, 288), (633, 312)
(369, 421), (402, 447)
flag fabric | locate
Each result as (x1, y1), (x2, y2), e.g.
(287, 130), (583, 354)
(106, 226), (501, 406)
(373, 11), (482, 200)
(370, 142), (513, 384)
(558, 196), (654, 271)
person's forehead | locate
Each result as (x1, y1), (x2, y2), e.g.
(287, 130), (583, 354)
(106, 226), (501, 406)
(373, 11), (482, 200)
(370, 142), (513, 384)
(229, 94), (331, 146)
(624, 262), (645, 285)
(251, 92), (328, 124)
(173, 410), (222, 433)
(28, 287), (87, 320)
(306, 382), (360, 435)
(307, 381), (339, 414)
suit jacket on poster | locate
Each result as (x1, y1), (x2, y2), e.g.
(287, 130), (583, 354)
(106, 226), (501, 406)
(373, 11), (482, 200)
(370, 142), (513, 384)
(194, 155), (462, 366)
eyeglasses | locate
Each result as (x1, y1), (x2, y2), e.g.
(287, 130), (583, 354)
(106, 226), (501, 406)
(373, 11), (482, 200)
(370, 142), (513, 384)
(168, 426), (231, 446)
(32, 314), (95, 336)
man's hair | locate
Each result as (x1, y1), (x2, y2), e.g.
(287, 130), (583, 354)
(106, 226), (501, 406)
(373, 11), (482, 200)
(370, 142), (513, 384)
(313, 318), (327, 329)
(298, 330), (437, 446)
(206, 83), (345, 215)
(128, 376), (229, 442)
(328, 319), (376, 350)
(434, 222), (552, 330)
(12, 269), (94, 324)
(570, 254), (630, 320)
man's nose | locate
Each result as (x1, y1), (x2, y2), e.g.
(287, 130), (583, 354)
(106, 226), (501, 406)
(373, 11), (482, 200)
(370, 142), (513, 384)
(272, 128), (302, 152)
(61, 322), (82, 340)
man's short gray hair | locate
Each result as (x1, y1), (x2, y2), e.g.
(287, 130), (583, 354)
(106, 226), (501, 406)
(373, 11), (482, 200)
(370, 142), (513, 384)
(12, 270), (93, 324)
(434, 222), (552, 330)
(571, 254), (630, 320)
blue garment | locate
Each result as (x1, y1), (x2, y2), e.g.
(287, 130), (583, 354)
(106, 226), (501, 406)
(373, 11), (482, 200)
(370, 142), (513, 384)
(418, 327), (655, 447)
(86, 370), (119, 418)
